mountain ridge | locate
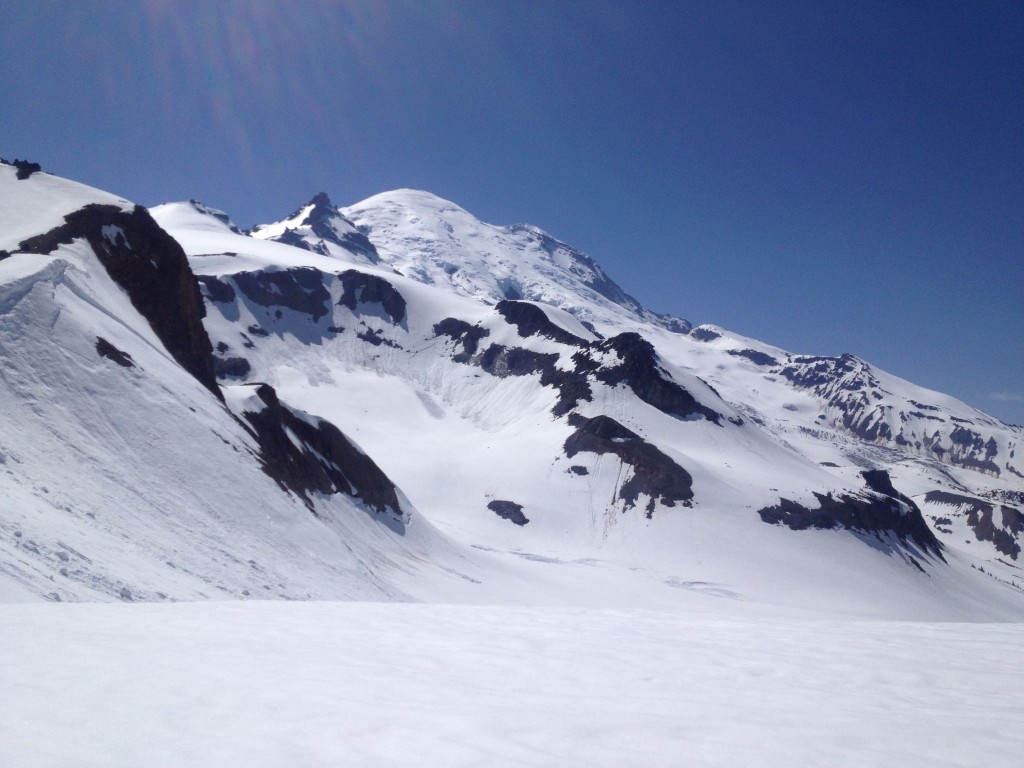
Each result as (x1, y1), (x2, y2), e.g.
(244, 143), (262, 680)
(2, 163), (1022, 618)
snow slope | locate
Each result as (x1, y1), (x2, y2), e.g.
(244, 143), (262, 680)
(4, 601), (1023, 768)
(0, 164), (476, 603)
(2, 164), (1023, 618)
(152, 191), (1024, 620)
(339, 188), (690, 333)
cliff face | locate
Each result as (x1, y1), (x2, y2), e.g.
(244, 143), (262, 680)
(15, 203), (220, 398)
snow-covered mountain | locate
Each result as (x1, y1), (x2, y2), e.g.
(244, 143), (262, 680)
(3, 160), (1023, 619)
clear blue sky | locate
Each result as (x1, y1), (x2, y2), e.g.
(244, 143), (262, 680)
(4, 0), (1022, 424)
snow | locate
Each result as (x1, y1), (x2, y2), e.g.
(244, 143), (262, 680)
(0, 164), (131, 250)
(250, 202), (315, 240)
(338, 189), (663, 331)
(3, 601), (1023, 768)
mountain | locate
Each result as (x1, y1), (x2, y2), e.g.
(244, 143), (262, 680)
(2, 161), (1022, 618)
(341, 188), (691, 333)
(0, 162), (468, 603)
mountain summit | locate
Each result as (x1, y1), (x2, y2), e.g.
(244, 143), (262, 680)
(251, 191), (380, 264)
(256, 189), (691, 334)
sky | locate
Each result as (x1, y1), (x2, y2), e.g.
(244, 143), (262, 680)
(3, 0), (1022, 424)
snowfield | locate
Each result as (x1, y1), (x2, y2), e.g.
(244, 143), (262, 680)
(3, 601), (1023, 768)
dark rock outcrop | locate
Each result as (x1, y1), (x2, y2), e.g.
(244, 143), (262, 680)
(477, 343), (592, 416)
(496, 300), (587, 346)
(689, 327), (721, 342)
(759, 476), (942, 557)
(95, 337), (134, 368)
(188, 200), (241, 233)
(214, 356), (251, 379)
(337, 270), (406, 325)
(727, 348), (779, 367)
(581, 333), (724, 424)
(17, 204), (220, 398)
(433, 318), (490, 363)
(564, 413), (693, 517)
(488, 500), (529, 526)
(196, 274), (237, 304)
(11, 159), (43, 180)
(778, 353), (1011, 478)
(436, 314), (722, 422)
(233, 268), (331, 321)
(233, 383), (405, 529)
(924, 491), (1022, 559)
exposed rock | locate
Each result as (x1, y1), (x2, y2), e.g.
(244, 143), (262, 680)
(759, 480), (942, 557)
(689, 327), (721, 342)
(7, 158), (43, 180)
(488, 499), (529, 526)
(356, 327), (401, 348)
(924, 491), (1021, 559)
(948, 426), (1001, 475)
(233, 268), (331, 321)
(17, 204), (220, 398)
(271, 193), (381, 262)
(306, 193), (381, 262)
(564, 413), (693, 517)
(95, 337), (134, 368)
(478, 344), (558, 378)
(337, 270), (406, 325)
(233, 383), (406, 528)
(779, 353), (1011, 479)
(214, 356), (251, 379)
(437, 315), (720, 422)
(581, 333), (724, 424)
(496, 300), (586, 346)
(727, 348), (779, 367)
(188, 200), (241, 233)
(433, 318), (489, 363)
(196, 274), (237, 304)
(477, 343), (592, 416)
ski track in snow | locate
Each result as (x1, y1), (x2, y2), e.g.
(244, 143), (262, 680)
(2, 601), (1022, 768)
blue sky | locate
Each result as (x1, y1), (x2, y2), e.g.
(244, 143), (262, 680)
(4, 1), (1022, 424)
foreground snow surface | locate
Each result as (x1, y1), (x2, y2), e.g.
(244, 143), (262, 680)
(3, 603), (1022, 768)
